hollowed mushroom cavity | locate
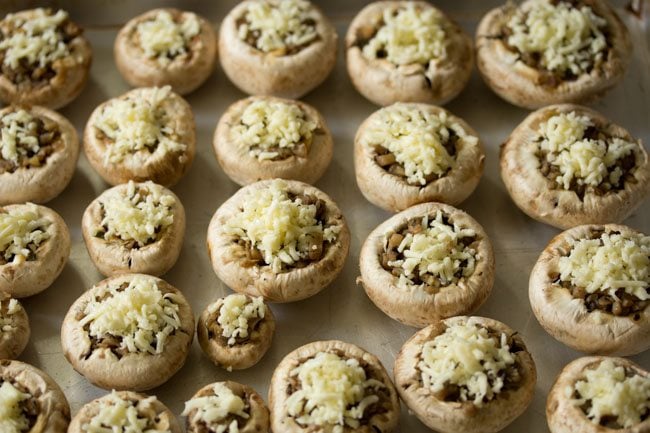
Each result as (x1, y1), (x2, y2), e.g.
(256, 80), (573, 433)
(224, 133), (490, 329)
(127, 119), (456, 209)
(0, 296), (29, 359)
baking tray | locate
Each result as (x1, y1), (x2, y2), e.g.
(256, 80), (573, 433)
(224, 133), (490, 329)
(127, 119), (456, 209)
(4, 1), (649, 432)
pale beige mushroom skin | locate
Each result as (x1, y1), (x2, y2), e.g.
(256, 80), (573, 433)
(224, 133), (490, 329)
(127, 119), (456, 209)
(394, 316), (537, 433)
(68, 391), (181, 433)
(500, 104), (650, 230)
(268, 340), (400, 433)
(207, 180), (350, 303)
(346, 1), (473, 107)
(0, 359), (71, 433)
(114, 8), (217, 95)
(0, 204), (70, 298)
(0, 296), (30, 359)
(476, 0), (631, 109)
(0, 106), (79, 205)
(60, 274), (195, 391)
(197, 295), (276, 370)
(529, 224), (650, 356)
(185, 381), (270, 433)
(354, 103), (485, 212)
(219, 0), (337, 99)
(359, 202), (495, 328)
(83, 87), (196, 187)
(546, 357), (650, 433)
(81, 182), (185, 277)
(0, 9), (92, 110)
(214, 96), (333, 186)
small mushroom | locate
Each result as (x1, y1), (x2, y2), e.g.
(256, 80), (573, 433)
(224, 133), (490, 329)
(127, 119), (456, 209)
(0, 295), (29, 359)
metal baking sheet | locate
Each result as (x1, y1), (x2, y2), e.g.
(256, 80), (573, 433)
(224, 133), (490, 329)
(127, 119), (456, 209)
(6, 1), (649, 432)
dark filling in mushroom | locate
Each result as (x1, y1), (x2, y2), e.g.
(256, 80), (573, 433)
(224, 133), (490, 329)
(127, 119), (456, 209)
(0, 299), (16, 327)
(235, 15), (319, 56)
(0, 375), (39, 432)
(372, 130), (458, 185)
(379, 214), (476, 294)
(0, 114), (61, 174)
(133, 12), (199, 63)
(0, 9), (82, 88)
(187, 386), (252, 433)
(205, 303), (264, 346)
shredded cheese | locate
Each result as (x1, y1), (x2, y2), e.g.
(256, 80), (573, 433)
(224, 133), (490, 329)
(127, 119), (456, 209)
(285, 351), (385, 432)
(0, 8), (70, 70)
(559, 232), (650, 301)
(215, 294), (266, 346)
(506, 0), (608, 75)
(419, 320), (516, 406)
(222, 179), (339, 273)
(0, 381), (31, 433)
(0, 109), (42, 162)
(0, 204), (50, 264)
(362, 4), (447, 67)
(94, 86), (186, 164)
(84, 391), (171, 433)
(79, 275), (181, 355)
(182, 383), (249, 433)
(570, 360), (650, 428)
(0, 299), (19, 332)
(233, 99), (317, 161)
(237, 0), (318, 53)
(99, 181), (175, 247)
(136, 10), (200, 65)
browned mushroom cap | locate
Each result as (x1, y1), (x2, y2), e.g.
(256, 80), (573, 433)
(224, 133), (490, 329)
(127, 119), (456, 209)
(501, 104), (650, 229)
(83, 86), (196, 187)
(60, 273), (195, 391)
(207, 179), (350, 303)
(346, 1), (473, 106)
(530, 224), (650, 356)
(359, 202), (494, 327)
(269, 340), (400, 433)
(0, 105), (79, 205)
(197, 294), (276, 371)
(0, 8), (92, 110)
(0, 359), (71, 433)
(114, 8), (217, 95)
(81, 181), (185, 277)
(476, 0), (631, 109)
(219, 0), (337, 99)
(183, 381), (270, 433)
(354, 103), (485, 212)
(0, 295), (30, 359)
(0, 203), (70, 298)
(394, 316), (537, 433)
(68, 390), (181, 433)
(213, 96), (333, 186)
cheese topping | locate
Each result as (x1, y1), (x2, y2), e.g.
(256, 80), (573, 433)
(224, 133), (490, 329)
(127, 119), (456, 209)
(559, 232), (650, 301)
(506, 0), (608, 76)
(570, 360), (650, 428)
(387, 211), (477, 289)
(216, 294), (266, 346)
(419, 320), (516, 406)
(182, 383), (249, 433)
(0, 204), (50, 264)
(237, 0), (318, 53)
(539, 112), (636, 190)
(223, 180), (339, 273)
(136, 10), (201, 65)
(362, 4), (447, 68)
(285, 352), (385, 432)
(233, 99), (317, 161)
(0, 299), (20, 332)
(99, 181), (175, 247)
(0, 381), (31, 433)
(0, 109), (41, 162)
(84, 391), (171, 433)
(79, 275), (181, 355)
(0, 9), (70, 70)
(94, 86), (186, 164)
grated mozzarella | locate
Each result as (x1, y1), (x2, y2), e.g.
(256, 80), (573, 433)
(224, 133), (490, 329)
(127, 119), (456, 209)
(136, 10), (200, 66)
(0, 299), (19, 332)
(182, 383), (249, 433)
(0, 381), (31, 433)
(79, 275), (181, 355)
(0, 204), (50, 264)
(215, 294), (266, 346)
(559, 232), (650, 300)
(285, 351), (385, 432)
(419, 319), (516, 406)
(0, 109), (41, 163)
(570, 360), (650, 428)
(84, 391), (171, 433)
(94, 86), (186, 164)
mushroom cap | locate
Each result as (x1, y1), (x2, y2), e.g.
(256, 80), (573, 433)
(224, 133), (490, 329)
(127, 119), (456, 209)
(0, 296), (30, 359)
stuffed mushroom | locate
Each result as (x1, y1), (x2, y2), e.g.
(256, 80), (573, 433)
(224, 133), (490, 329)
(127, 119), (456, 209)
(0, 295), (29, 359)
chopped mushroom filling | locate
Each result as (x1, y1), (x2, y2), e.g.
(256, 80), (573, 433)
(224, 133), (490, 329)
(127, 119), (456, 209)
(211, 294), (266, 346)
(0, 299), (20, 332)
(0, 205), (50, 265)
(569, 360), (650, 429)
(84, 391), (172, 433)
(537, 112), (637, 199)
(182, 383), (251, 433)
(135, 10), (201, 65)
(0, 380), (35, 433)
(381, 211), (477, 294)
(236, 0), (319, 55)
